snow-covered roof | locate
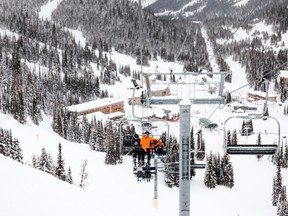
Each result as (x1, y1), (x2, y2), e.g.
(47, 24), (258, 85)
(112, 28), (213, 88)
(150, 84), (169, 91)
(280, 70), (288, 78)
(106, 111), (125, 119)
(65, 98), (124, 113)
(247, 90), (277, 98)
(78, 111), (107, 122)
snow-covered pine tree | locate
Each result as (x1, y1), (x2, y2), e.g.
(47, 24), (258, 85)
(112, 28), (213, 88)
(89, 116), (97, 150)
(196, 130), (205, 160)
(164, 136), (179, 187)
(283, 141), (288, 168)
(115, 125), (123, 164)
(272, 141), (283, 166)
(70, 112), (79, 142)
(256, 132), (263, 161)
(89, 129), (97, 151)
(273, 177), (279, 206)
(36, 147), (53, 174)
(226, 130), (232, 145)
(231, 129), (238, 145)
(66, 167), (73, 184)
(79, 159), (88, 188)
(75, 120), (83, 143)
(52, 107), (64, 137)
(204, 152), (217, 188)
(277, 200), (288, 216)
(32, 153), (37, 168)
(190, 126), (195, 150)
(273, 163), (283, 206)
(82, 115), (91, 144)
(31, 95), (43, 125)
(190, 127), (196, 178)
(55, 142), (66, 181)
(26, 70), (42, 125)
(97, 120), (105, 152)
(278, 185), (287, 208)
(104, 121), (117, 165)
(248, 120), (254, 135)
(241, 120), (245, 136)
(190, 151), (196, 179)
(2, 129), (12, 157)
(213, 153), (221, 185)
(11, 138), (23, 163)
(221, 154), (234, 188)
(0, 128), (4, 155)
(277, 185), (288, 216)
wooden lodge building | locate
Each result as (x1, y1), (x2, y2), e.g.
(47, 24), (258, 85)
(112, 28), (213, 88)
(65, 98), (125, 117)
(246, 90), (277, 102)
(280, 70), (288, 86)
(128, 85), (171, 104)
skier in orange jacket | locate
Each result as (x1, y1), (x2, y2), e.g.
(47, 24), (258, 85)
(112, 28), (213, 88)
(155, 139), (165, 155)
(140, 131), (158, 165)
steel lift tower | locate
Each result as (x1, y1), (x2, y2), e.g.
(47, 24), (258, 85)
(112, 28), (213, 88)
(142, 71), (227, 216)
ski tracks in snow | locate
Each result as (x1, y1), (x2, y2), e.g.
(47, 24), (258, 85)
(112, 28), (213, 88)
(200, 23), (220, 72)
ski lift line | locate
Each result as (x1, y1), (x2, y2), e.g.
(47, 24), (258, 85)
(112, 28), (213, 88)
(200, 0), (268, 72)
(171, 21), (194, 72)
(171, 0), (260, 73)
(137, 0), (145, 119)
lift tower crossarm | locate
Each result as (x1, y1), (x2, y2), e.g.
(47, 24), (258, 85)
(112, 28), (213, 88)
(143, 71), (227, 76)
(148, 97), (226, 105)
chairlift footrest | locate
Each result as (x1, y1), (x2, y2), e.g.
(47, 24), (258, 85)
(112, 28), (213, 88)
(226, 145), (278, 155)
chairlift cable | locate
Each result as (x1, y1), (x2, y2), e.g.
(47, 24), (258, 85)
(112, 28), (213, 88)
(217, 60), (288, 113)
(138, 0), (146, 119)
(195, 104), (221, 133)
(171, 23), (192, 72)
(229, 61), (288, 95)
(168, 1), (270, 128)
(200, 0), (268, 72)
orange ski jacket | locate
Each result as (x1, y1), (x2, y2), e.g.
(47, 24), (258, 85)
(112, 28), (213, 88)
(140, 136), (158, 151)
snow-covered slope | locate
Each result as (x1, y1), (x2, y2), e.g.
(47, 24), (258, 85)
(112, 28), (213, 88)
(1, 109), (287, 216)
(1, 0), (288, 216)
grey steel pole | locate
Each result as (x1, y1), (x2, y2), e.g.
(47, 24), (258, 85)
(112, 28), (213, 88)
(179, 100), (191, 216)
(154, 158), (158, 208)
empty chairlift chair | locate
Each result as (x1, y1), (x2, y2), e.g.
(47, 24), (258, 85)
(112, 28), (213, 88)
(223, 115), (280, 155)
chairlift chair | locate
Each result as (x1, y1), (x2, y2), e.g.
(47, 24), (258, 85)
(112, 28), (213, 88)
(224, 78), (280, 155)
(223, 115), (280, 155)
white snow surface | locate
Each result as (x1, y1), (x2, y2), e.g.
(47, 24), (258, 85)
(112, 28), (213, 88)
(1, 0), (288, 216)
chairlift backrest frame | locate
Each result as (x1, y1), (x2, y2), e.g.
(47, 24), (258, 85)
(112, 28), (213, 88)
(119, 118), (170, 154)
(223, 115), (280, 155)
